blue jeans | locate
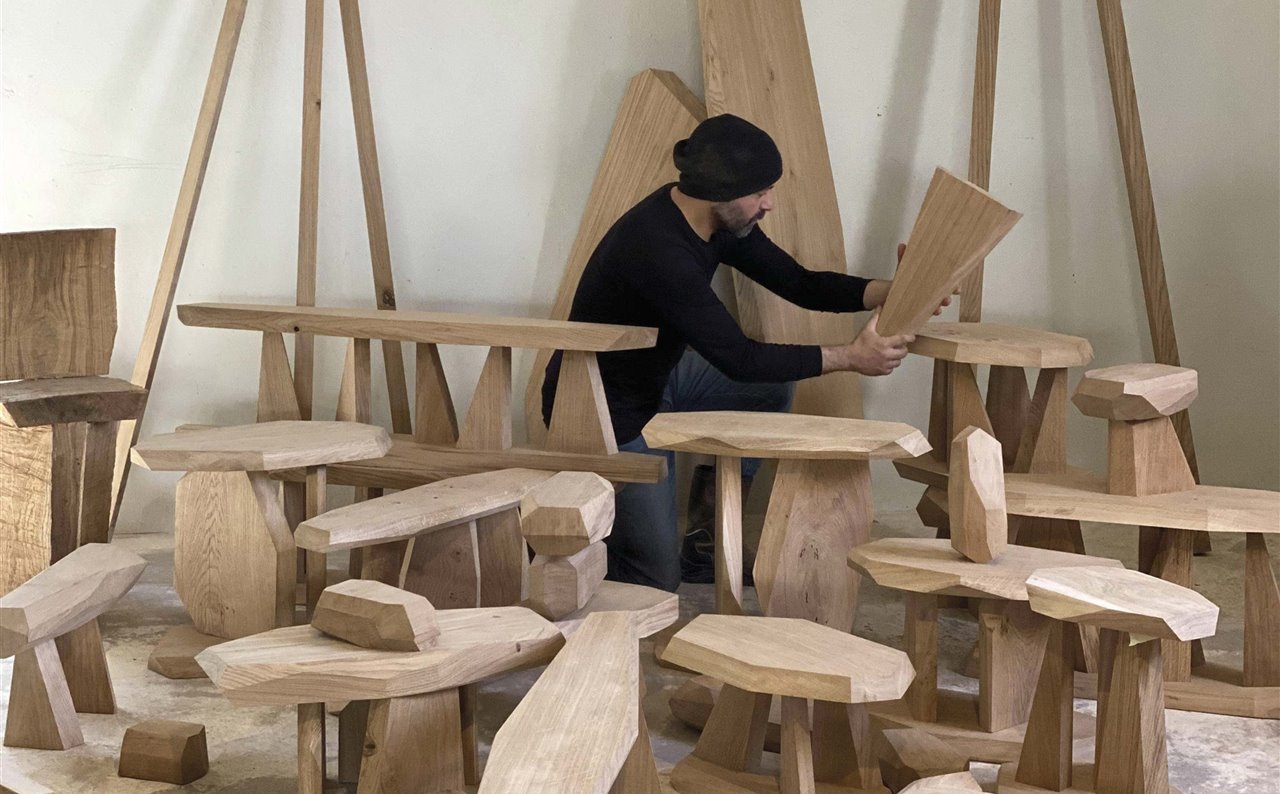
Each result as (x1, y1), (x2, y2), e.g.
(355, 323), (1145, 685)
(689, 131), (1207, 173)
(610, 350), (794, 592)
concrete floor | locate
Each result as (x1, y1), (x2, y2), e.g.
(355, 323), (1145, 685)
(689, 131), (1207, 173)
(1, 511), (1277, 792)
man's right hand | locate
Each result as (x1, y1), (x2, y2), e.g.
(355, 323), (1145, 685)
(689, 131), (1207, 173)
(820, 313), (914, 376)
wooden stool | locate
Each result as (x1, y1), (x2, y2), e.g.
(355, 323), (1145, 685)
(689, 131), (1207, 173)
(998, 565), (1217, 793)
(132, 420), (391, 643)
(848, 539), (1121, 763)
(663, 614), (914, 793)
(643, 411), (928, 625)
(197, 606), (563, 793)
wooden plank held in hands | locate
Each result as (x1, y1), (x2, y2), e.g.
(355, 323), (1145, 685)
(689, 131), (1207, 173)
(878, 168), (1021, 337)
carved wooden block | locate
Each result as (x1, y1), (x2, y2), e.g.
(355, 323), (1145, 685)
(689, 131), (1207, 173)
(311, 579), (439, 652)
(519, 470), (614, 556)
(1072, 363), (1197, 421)
(526, 541), (607, 620)
(948, 426), (1007, 563)
(117, 720), (209, 785)
(876, 727), (967, 792)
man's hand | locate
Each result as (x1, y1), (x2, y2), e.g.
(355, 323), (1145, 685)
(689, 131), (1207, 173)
(821, 313), (914, 376)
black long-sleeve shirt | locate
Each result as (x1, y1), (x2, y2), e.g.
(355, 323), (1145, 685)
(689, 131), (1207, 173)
(542, 184), (870, 444)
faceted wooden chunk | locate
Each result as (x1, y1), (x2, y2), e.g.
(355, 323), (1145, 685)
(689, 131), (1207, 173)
(1027, 566), (1218, 641)
(117, 720), (209, 785)
(899, 772), (984, 793)
(147, 625), (222, 680)
(526, 542), (608, 620)
(311, 579), (439, 652)
(519, 471), (615, 556)
(1072, 363), (1197, 421)
(948, 426), (1007, 563)
(877, 728), (968, 792)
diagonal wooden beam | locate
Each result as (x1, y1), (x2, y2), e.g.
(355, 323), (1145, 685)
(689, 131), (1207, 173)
(110, 0), (249, 531)
(957, 0), (1001, 322)
(338, 0), (413, 435)
(294, 0), (324, 420)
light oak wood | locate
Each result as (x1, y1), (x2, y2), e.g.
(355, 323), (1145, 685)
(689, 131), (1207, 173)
(402, 521), (481, 609)
(910, 322), (1093, 369)
(1138, 528), (1194, 682)
(0, 425), (53, 595)
(335, 338), (372, 424)
(1244, 534), (1280, 688)
(458, 346), (512, 450)
(179, 302), (659, 352)
(692, 682), (772, 773)
(986, 365), (1030, 468)
(848, 538), (1120, 601)
(522, 68), (704, 444)
(1072, 363), (1197, 421)
(978, 599), (1049, 732)
(553, 580), (679, 640)
(1106, 416), (1196, 497)
(662, 614), (913, 704)
(875, 728), (966, 793)
(117, 719), (209, 785)
(0, 377), (145, 428)
(55, 619), (115, 714)
(948, 363), (994, 442)
(519, 470), (615, 557)
(297, 701), (325, 794)
(132, 420), (390, 472)
(1026, 565), (1218, 642)
(312, 579), (439, 652)
(198, 607), (563, 705)
(360, 689), (464, 794)
(293, 0), (323, 422)
(1093, 631), (1170, 794)
(303, 466), (327, 620)
(948, 426), (1007, 563)
(610, 697), (662, 794)
(904, 592), (939, 722)
(480, 612), (638, 793)
(4, 640), (82, 750)
(715, 456), (744, 616)
(878, 169), (1021, 337)
(526, 541), (608, 620)
(414, 343), (458, 444)
(257, 332), (302, 422)
(476, 507), (528, 608)
(1004, 470), (1280, 534)
(545, 350), (617, 455)
(0, 767), (55, 794)
(112, 0), (249, 529)
(147, 624), (221, 680)
(298, 468), (549, 553)
(1015, 620), (1073, 790)
(0, 229), (116, 380)
(642, 411), (929, 460)
(1014, 368), (1070, 475)
(48, 423), (84, 564)
(900, 772), (983, 793)
(956, 0), (1001, 322)
(779, 696), (815, 794)
(78, 420), (118, 546)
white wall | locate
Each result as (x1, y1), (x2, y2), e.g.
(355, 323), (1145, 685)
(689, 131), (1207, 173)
(3, 1), (1276, 533)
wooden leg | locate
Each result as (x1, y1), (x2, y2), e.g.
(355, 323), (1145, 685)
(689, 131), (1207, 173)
(1015, 368), (1068, 475)
(55, 619), (115, 714)
(949, 362), (994, 436)
(811, 701), (877, 789)
(79, 420), (118, 545)
(402, 521), (481, 608)
(1139, 527), (1194, 682)
(1016, 620), (1073, 790)
(360, 690), (464, 793)
(414, 342), (459, 445)
(460, 683), (479, 785)
(298, 702), (326, 794)
(1094, 628), (1121, 774)
(692, 683), (771, 772)
(904, 592), (939, 722)
(336, 337), (373, 423)
(780, 697), (815, 794)
(304, 465), (328, 620)
(1243, 533), (1280, 687)
(258, 331), (303, 422)
(476, 507), (527, 607)
(715, 456), (744, 616)
(927, 360), (952, 462)
(611, 681), (661, 794)
(979, 599), (1049, 732)
(50, 422), (86, 563)
(338, 700), (369, 785)
(361, 539), (410, 585)
(4, 640), (83, 750)
(546, 350), (617, 455)
(1094, 635), (1169, 794)
(986, 365), (1030, 468)
(457, 345), (512, 450)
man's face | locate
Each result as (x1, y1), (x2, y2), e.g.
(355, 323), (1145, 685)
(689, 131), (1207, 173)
(713, 185), (776, 238)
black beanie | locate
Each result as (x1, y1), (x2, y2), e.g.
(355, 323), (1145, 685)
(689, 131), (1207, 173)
(673, 114), (783, 202)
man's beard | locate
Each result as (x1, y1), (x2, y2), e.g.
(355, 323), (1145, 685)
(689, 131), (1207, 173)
(713, 203), (765, 238)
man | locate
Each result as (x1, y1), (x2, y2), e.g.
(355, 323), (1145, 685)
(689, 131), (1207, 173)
(543, 114), (921, 592)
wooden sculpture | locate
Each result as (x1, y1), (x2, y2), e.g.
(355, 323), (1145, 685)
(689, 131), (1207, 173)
(876, 728), (968, 792)
(117, 720), (209, 785)
(663, 614), (914, 792)
(519, 470), (615, 556)
(877, 169), (1022, 337)
(1072, 363), (1197, 496)
(527, 542), (609, 620)
(948, 426), (1007, 563)
(311, 579), (439, 652)
(0, 543), (146, 749)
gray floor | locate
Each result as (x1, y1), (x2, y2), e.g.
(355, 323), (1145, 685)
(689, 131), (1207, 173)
(1, 511), (1277, 792)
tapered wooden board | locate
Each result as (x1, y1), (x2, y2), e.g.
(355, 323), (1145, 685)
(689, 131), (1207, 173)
(1027, 566), (1218, 642)
(0, 377), (147, 428)
(554, 581), (679, 640)
(0, 229), (116, 380)
(909, 322), (1093, 369)
(642, 411), (929, 460)
(0, 425), (53, 595)
(132, 420), (390, 472)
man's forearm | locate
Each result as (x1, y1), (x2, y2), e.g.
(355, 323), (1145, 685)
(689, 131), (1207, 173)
(862, 279), (891, 310)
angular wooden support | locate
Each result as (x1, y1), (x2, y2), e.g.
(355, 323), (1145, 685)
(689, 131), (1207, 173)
(337, 700), (369, 785)
(693, 683), (772, 773)
(79, 420), (119, 546)
(413, 342), (458, 445)
(1138, 527), (1194, 682)
(258, 331), (302, 422)
(336, 338), (372, 424)
(118, 719), (209, 785)
(297, 701), (325, 794)
(812, 701), (877, 790)
(978, 599), (1049, 733)
(546, 350), (617, 455)
(1244, 533), (1280, 688)
(1014, 368), (1069, 475)
(779, 696), (815, 794)
(360, 539), (410, 586)
(956, 0), (1002, 322)
(916, 486), (949, 533)
(927, 361), (952, 463)
(50, 422), (85, 564)
(460, 683), (480, 786)
(1094, 633), (1169, 794)
(458, 346), (512, 450)
(876, 727), (967, 793)
(986, 365), (1029, 467)
(304, 465), (328, 620)
(715, 456), (744, 616)
(360, 690), (464, 794)
(402, 521), (481, 609)
(904, 592), (939, 723)
(1107, 416), (1196, 497)
(519, 470), (615, 557)
(293, 0), (323, 423)
(949, 426), (1007, 563)
(1015, 620), (1073, 790)
(527, 541), (608, 620)
(4, 640), (83, 750)
(948, 363), (994, 440)
(55, 619), (115, 714)
(476, 507), (528, 608)
(147, 624), (221, 680)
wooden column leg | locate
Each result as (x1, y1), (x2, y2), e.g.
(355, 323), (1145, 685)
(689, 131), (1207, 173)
(304, 465), (328, 620)
(4, 640), (83, 750)
(50, 422), (86, 563)
(692, 683), (771, 772)
(55, 619), (115, 714)
(1094, 634), (1169, 794)
(1016, 620), (1073, 790)
(361, 539), (410, 585)
(402, 522), (481, 608)
(780, 697), (816, 794)
(949, 362), (994, 437)
(360, 690), (464, 793)
(476, 507), (527, 607)
(1243, 533), (1280, 687)
(79, 420), (119, 545)
(457, 346), (512, 450)
(979, 599), (1049, 732)
(338, 700), (369, 785)
(811, 701), (877, 789)
(715, 455), (744, 615)
(258, 331), (303, 422)
(1139, 527), (1194, 682)
(986, 365), (1030, 468)
(460, 683), (479, 785)
(1015, 368), (1068, 476)
(546, 350), (617, 454)
(414, 342), (458, 445)
(904, 592), (939, 722)
(336, 337), (373, 423)
(1094, 628), (1121, 774)
(298, 702), (325, 794)
(927, 360), (952, 462)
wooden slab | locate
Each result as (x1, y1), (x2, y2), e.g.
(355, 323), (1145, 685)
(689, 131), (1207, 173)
(1027, 566), (1218, 642)
(147, 625), (221, 680)
(0, 543), (145, 657)
(519, 471), (615, 556)
(642, 411), (929, 460)
(948, 426), (1007, 564)
(179, 302), (658, 352)
(295, 468), (551, 552)
(554, 580), (678, 640)
(480, 612), (638, 793)
(1, 229), (116, 380)
(1072, 363), (1197, 420)
(526, 541), (608, 620)
(0, 425), (52, 595)
(197, 607), (563, 705)
(1004, 470), (1280, 534)
(117, 719), (209, 785)
(662, 614), (913, 704)
(876, 728), (967, 792)
(132, 420), (391, 472)
(908, 322), (1093, 369)
(0, 377), (147, 428)
(847, 538), (1121, 601)
(877, 169), (1022, 337)
(311, 579), (439, 651)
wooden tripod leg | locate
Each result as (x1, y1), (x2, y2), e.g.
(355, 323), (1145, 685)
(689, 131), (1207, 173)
(1094, 635), (1169, 794)
(476, 507), (527, 607)
(1243, 533), (1280, 687)
(360, 690), (464, 793)
(811, 701), (877, 789)
(457, 346), (512, 450)
(715, 456), (744, 616)
(4, 640), (83, 750)
(298, 702), (326, 794)
(50, 422), (85, 563)
(55, 619), (115, 714)
(927, 360), (952, 461)
(460, 683), (480, 785)
(402, 522), (481, 608)
(1016, 620), (1073, 790)
(1139, 527), (1194, 682)
(546, 350), (616, 454)
(304, 465), (328, 620)
(79, 420), (119, 545)
(337, 700), (369, 785)
(780, 697), (815, 794)
(904, 592), (939, 722)
(979, 599), (1049, 732)
(692, 683), (771, 772)
(611, 676), (661, 794)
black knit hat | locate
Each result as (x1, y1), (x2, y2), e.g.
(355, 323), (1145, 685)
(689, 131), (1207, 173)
(673, 114), (783, 201)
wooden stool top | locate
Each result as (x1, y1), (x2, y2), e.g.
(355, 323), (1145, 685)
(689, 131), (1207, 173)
(1005, 470), (1280, 534)
(1072, 363), (1198, 420)
(908, 322), (1094, 369)
(847, 538), (1122, 601)
(660, 614), (913, 704)
(132, 421), (391, 472)
(554, 581), (678, 640)
(1027, 566), (1218, 641)
(197, 606), (562, 705)
(0, 376), (146, 427)
(642, 411), (929, 461)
